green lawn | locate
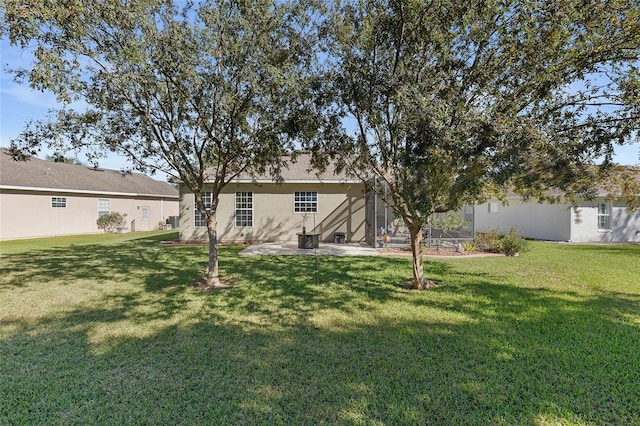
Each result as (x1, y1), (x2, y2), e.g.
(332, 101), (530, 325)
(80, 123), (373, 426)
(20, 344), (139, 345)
(1, 232), (639, 425)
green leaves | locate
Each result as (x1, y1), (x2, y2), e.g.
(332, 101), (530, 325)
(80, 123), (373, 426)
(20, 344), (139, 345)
(323, 0), (640, 214)
(2, 0), (319, 186)
(2, 0), (325, 284)
(314, 0), (640, 287)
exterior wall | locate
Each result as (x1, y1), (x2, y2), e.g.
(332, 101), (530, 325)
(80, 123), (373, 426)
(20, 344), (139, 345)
(474, 199), (572, 241)
(0, 189), (178, 240)
(570, 199), (640, 243)
(179, 182), (368, 243)
(474, 197), (640, 242)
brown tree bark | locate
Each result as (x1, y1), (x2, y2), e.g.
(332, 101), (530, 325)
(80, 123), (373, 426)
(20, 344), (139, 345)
(406, 219), (437, 290)
(204, 214), (221, 289)
(407, 221), (424, 289)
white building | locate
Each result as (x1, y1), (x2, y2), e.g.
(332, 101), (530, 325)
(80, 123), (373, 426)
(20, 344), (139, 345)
(475, 194), (640, 243)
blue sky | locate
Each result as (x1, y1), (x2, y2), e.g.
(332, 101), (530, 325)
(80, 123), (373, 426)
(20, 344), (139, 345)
(0, 39), (137, 173)
(2, 38), (639, 173)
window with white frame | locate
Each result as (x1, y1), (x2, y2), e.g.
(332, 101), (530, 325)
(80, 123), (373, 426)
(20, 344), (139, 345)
(194, 192), (212, 227)
(51, 197), (66, 208)
(488, 202), (499, 213)
(98, 199), (110, 217)
(141, 207), (149, 220)
(597, 202), (611, 230)
(294, 191), (318, 213)
(235, 192), (253, 227)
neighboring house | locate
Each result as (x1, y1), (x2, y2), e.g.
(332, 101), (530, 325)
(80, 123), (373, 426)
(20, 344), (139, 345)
(0, 149), (179, 241)
(179, 153), (369, 243)
(475, 188), (640, 243)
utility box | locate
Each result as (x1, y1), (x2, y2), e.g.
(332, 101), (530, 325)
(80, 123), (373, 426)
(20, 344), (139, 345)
(334, 232), (346, 244)
(298, 233), (319, 249)
(167, 216), (180, 229)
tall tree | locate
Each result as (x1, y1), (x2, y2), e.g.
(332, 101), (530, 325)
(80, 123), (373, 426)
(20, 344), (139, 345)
(321, 0), (640, 289)
(2, 0), (319, 289)
(46, 153), (83, 165)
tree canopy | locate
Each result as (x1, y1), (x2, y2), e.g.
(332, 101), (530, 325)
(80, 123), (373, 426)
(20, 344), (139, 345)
(2, 0), (321, 288)
(320, 0), (640, 288)
(3, 0), (639, 290)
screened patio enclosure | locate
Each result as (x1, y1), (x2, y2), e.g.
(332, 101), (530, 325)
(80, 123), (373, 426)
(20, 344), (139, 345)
(366, 183), (475, 248)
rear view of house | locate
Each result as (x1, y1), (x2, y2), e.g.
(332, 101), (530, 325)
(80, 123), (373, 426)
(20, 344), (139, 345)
(179, 154), (369, 244)
(0, 149), (179, 240)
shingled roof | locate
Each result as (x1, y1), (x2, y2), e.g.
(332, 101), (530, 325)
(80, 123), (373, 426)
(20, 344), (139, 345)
(0, 149), (178, 198)
(220, 152), (362, 184)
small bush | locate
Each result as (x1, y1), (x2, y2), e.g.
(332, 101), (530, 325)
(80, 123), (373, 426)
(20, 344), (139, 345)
(97, 212), (128, 233)
(462, 241), (477, 252)
(474, 230), (501, 253)
(499, 227), (529, 256)
(475, 228), (528, 256)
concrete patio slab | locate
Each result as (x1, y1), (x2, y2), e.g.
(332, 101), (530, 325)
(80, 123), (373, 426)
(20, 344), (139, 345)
(238, 242), (379, 256)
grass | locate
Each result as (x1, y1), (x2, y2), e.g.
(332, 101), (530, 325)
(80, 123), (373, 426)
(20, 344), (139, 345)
(1, 231), (639, 425)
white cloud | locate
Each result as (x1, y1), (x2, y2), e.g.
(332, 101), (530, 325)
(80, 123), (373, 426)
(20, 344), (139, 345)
(0, 79), (61, 109)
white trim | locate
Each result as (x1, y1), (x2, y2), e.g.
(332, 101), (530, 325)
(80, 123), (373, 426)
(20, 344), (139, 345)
(194, 192), (212, 228)
(140, 206), (150, 220)
(97, 198), (110, 218)
(0, 184), (178, 199)
(234, 191), (253, 227)
(597, 201), (612, 231)
(293, 191), (318, 213)
(51, 196), (67, 208)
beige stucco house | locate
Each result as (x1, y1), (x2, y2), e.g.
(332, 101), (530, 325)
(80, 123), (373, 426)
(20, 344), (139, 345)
(179, 154), (369, 244)
(0, 149), (179, 241)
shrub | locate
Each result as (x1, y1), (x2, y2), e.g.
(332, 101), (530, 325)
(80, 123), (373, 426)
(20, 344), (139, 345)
(462, 241), (477, 252)
(474, 228), (528, 256)
(474, 229), (501, 253)
(96, 212), (128, 233)
(499, 227), (529, 256)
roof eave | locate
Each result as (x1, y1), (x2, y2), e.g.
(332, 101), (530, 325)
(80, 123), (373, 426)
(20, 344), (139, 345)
(0, 185), (179, 199)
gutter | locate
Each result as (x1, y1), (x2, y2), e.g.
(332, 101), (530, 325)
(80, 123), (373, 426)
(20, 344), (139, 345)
(0, 185), (179, 199)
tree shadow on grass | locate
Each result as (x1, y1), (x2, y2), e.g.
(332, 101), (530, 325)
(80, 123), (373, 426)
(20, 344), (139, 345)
(1, 238), (639, 424)
(2, 282), (639, 424)
(0, 238), (202, 288)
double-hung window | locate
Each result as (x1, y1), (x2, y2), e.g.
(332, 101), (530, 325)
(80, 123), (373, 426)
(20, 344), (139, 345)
(597, 202), (611, 231)
(294, 191), (318, 213)
(51, 197), (66, 208)
(98, 199), (110, 217)
(235, 192), (253, 227)
(194, 192), (212, 227)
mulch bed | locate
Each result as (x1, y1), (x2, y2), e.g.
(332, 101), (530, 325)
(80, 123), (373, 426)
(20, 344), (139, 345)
(378, 248), (504, 258)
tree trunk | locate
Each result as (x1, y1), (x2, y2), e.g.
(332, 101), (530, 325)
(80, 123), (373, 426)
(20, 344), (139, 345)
(407, 222), (425, 289)
(205, 213), (221, 289)
(406, 220), (436, 290)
